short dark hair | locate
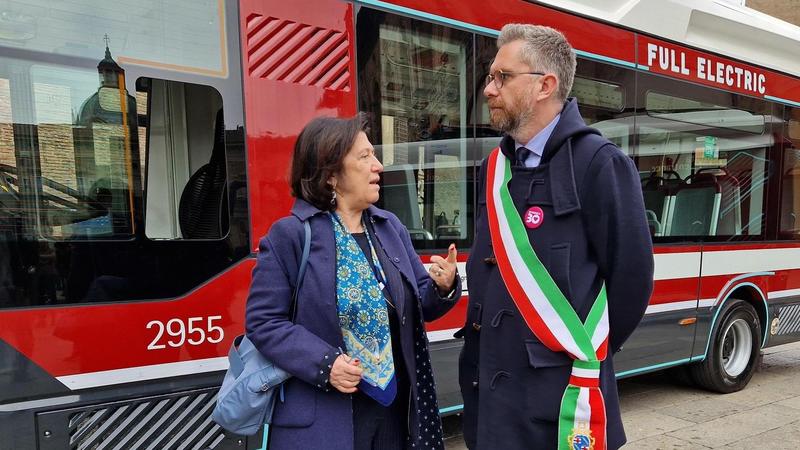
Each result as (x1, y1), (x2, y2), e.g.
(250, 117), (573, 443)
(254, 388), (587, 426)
(290, 115), (367, 211)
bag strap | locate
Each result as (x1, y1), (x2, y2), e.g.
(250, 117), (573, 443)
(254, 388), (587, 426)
(289, 219), (311, 322)
(228, 221), (311, 378)
(228, 335), (246, 377)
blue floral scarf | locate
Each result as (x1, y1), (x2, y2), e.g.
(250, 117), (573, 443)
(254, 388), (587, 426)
(331, 213), (396, 406)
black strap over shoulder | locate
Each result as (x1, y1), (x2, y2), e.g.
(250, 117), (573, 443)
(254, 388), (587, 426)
(289, 219), (311, 322)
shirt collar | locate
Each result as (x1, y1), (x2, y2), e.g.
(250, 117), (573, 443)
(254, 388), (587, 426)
(516, 113), (561, 156)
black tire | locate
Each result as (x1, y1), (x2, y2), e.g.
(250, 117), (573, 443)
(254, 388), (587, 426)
(690, 299), (761, 393)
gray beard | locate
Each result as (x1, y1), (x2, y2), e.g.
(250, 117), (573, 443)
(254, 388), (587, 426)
(491, 108), (533, 141)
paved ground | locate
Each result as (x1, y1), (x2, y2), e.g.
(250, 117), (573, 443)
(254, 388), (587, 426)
(443, 341), (800, 449)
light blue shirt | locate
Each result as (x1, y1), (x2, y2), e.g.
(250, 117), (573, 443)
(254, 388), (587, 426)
(516, 114), (561, 168)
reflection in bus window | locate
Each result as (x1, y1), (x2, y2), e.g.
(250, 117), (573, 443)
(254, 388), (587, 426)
(358, 9), (472, 250)
(572, 59), (636, 156)
(474, 35), (505, 162)
(635, 86), (772, 240)
(572, 76), (625, 112)
(32, 46), (138, 240)
(647, 92), (766, 135)
(1, 0), (226, 77)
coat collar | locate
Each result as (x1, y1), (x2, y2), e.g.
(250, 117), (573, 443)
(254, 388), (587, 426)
(291, 198), (408, 315)
(497, 98), (597, 217)
(291, 198), (391, 222)
(290, 198), (320, 221)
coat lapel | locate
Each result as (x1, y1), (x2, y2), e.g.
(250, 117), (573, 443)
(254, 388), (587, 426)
(372, 234), (406, 320)
(367, 215), (415, 319)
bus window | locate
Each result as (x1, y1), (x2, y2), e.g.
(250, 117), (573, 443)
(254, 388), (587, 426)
(572, 59), (636, 157)
(0, 54), (139, 242)
(137, 78), (231, 240)
(357, 9), (473, 251)
(0, 0), (248, 308)
(474, 36), (504, 163)
(647, 92), (766, 134)
(571, 75), (625, 113)
(41, 63), (138, 240)
(779, 107), (800, 238)
(634, 74), (773, 241)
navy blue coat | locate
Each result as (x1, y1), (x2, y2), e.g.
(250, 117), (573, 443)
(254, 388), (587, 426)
(246, 200), (461, 449)
(460, 99), (654, 449)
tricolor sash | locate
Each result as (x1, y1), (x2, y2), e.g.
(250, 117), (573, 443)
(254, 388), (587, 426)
(485, 148), (609, 450)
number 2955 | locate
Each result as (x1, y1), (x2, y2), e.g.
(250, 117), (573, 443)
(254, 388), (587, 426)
(146, 316), (224, 350)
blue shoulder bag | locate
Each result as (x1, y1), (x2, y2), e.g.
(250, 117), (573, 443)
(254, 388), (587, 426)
(212, 219), (311, 436)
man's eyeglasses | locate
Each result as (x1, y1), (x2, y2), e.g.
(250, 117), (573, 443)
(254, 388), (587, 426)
(485, 70), (545, 89)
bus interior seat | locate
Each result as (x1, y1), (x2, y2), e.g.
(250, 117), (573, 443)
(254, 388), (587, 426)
(408, 229), (434, 240)
(642, 176), (666, 236)
(781, 167), (800, 234)
(645, 209), (661, 236)
(642, 172), (682, 237)
(0, 169), (21, 306)
(666, 172), (721, 236)
(178, 108), (229, 239)
(712, 171), (742, 236)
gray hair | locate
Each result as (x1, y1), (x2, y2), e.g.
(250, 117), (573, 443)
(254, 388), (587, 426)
(497, 24), (576, 102)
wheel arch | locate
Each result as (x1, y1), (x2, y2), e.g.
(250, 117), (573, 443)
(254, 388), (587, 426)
(701, 281), (768, 362)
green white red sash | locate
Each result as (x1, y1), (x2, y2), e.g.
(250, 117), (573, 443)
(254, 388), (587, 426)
(485, 148), (609, 450)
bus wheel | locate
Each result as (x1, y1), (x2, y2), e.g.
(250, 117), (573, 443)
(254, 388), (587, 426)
(690, 299), (761, 393)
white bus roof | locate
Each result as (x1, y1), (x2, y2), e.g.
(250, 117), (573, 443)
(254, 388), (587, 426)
(536, 0), (800, 78)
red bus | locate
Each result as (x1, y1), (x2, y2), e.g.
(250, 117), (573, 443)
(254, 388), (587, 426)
(2, 0), (800, 448)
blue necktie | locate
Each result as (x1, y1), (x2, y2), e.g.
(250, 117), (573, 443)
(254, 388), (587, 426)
(516, 146), (532, 167)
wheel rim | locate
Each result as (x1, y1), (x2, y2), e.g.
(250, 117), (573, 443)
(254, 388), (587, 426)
(720, 318), (753, 377)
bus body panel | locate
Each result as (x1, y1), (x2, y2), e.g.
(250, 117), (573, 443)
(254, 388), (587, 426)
(239, 0), (358, 246)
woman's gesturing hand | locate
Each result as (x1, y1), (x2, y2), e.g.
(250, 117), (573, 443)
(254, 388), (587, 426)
(329, 353), (363, 393)
(429, 244), (458, 296)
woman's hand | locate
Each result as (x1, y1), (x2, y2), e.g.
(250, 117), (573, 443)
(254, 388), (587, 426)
(329, 353), (363, 393)
(429, 244), (458, 296)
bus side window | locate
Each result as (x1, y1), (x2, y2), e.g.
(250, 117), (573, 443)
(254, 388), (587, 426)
(137, 78), (233, 241)
(31, 61), (139, 241)
(357, 8), (473, 252)
(0, 0), (248, 308)
(782, 162), (800, 236)
(634, 80), (771, 241)
(780, 107), (800, 238)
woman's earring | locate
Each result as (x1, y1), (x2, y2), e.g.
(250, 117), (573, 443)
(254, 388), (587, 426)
(330, 190), (337, 205)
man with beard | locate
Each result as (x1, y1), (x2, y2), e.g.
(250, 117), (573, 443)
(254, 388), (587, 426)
(459, 24), (654, 450)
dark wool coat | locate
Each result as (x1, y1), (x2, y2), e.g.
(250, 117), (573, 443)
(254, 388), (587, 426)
(460, 99), (654, 450)
(246, 200), (461, 450)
